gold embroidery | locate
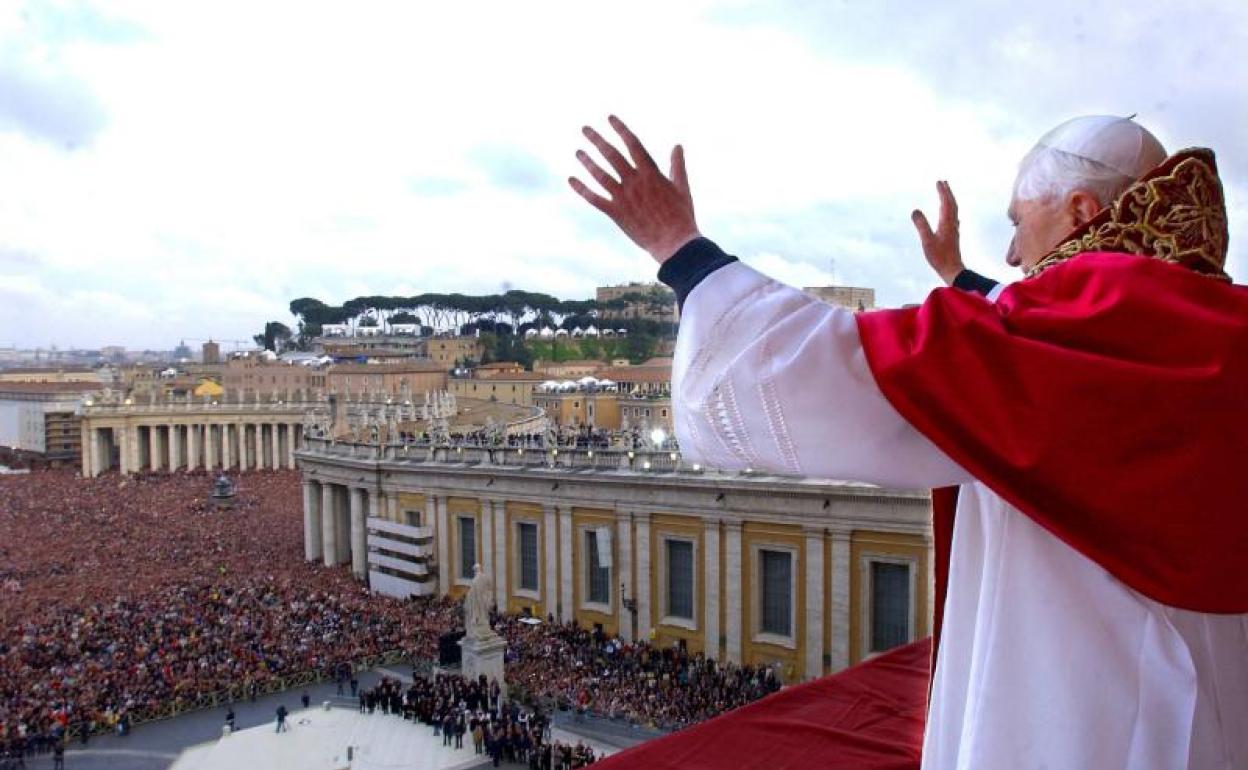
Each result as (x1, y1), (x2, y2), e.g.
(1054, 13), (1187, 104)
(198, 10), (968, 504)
(1028, 149), (1230, 281)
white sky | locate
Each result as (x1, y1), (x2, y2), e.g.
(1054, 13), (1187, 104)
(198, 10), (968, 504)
(1, 0), (1245, 349)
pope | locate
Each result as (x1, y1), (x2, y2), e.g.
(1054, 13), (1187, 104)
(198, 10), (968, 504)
(570, 115), (1248, 769)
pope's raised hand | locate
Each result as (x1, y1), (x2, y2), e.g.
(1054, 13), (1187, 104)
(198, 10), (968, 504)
(569, 116), (699, 264)
(912, 181), (964, 285)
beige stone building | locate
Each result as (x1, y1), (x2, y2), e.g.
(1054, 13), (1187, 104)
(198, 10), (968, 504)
(595, 363), (672, 397)
(425, 336), (485, 366)
(474, 362), (527, 378)
(326, 363), (448, 398)
(297, 439), (933, 682)
(0, 366), (103, 384)
(448, 372), (547, 406)
(533, 360), (604, 379)
(618, 395), (673, 433)
(532, 391), (622, 429)
(0, 382), (104, 467)
(222, 358), (328, 396)
(803, 285), (876, 311)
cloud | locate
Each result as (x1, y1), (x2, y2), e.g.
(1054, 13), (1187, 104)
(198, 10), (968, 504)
(408, 176), (467, 197)
(0, 1), (1242, 349)
(0, 56), (105, 148)
(469, 144), (555, 192)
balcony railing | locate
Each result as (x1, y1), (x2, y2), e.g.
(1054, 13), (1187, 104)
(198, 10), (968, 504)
(300, 436), (706, 475)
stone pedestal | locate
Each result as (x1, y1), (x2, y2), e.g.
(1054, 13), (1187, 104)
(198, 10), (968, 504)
(459, 632), (507, 687)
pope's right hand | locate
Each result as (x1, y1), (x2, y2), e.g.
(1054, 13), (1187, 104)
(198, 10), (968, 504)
(912, 181), (964, 286)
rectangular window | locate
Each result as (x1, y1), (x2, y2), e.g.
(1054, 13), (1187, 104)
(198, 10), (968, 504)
(760, 549), (793, 637)
(870, 562), (911, 653)
(666, 539), (694, 620)
(458, 516), (477, 580)
(585, 530), (610, 604)
(518, 522), (539, 592)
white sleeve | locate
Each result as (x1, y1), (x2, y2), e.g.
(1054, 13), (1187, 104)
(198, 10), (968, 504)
(672, 261), (972, 488)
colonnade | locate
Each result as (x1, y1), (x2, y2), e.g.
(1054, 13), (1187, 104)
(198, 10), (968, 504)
(301, 479), (434, 592)
(82, 421), (304, 476)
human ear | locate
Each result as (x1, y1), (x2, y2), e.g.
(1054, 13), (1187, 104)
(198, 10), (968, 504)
(1068, 190), (1102, 228)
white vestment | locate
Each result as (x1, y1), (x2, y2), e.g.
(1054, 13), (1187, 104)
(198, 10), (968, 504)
(672, 260), (1248, 769)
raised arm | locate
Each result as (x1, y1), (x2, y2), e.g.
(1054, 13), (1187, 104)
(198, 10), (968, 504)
(661, 239), (969, 487)
(569, 117), (971, 487)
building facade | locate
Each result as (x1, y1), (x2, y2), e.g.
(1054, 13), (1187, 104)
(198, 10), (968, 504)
(448, 372), (547, 407)
(326, 363), (448, 398)
(78, 395), (313, 476)
(803, 286), (877, 311)
(222, 358), (328, 396)
(0, 382), (103, 466)
(297, 440), (932, 682)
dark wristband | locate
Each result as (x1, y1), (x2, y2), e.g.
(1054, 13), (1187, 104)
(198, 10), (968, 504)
(657, 238), (739, 310)
(952, 268), (999, 297)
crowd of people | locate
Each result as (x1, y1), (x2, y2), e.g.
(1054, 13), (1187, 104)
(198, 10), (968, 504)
(357, 672), (600, 768)
(405, 425), (668, 451)
(0, 469), (459, 757)
(499, 614), (782, 731)
(0, 467), (777, 762)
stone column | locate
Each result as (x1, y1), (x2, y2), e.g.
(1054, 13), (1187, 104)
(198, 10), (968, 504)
(616, 511), (634, 642)
(127, 425), (140, 475)
(829, 530), (851, 671)
(335, 487), (351, 564)
(221, 424), (233, 469)
(116, 427), (127, 475)
(436, 495), (450, 593)
(149, 426), (162, 471)
(303, 480), (323, 561)
(270, 424), (281, 469)
(88, 426), (99, 477)
(168, 425), (180, 471)
(349, 487), (367, 579)
(543, 504), (559, 618)
(480, 500), (495, 601)
(724, 520), (743, 663)
(205, 424), (217, 471)
(558, 506), (573, 622)
(187, 424), (199, 471)
(254, 424), (265, 470)
(369, 489), (381, 522)
(322, 482), (338, 566)
(492, 500), (507, 609)
(703, 519), (722, 661)
(80, 426), (93, 478)
(635, 512), (652, 638)
(388, 495), (399, 522)
(804, 526), (826, 680)
(288, 424), (299, 468)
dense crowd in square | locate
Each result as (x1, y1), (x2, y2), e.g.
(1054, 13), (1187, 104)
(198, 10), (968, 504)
(0, 468), (779, 761)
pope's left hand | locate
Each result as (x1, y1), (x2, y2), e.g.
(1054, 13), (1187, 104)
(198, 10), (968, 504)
(912, 181), (964, 285)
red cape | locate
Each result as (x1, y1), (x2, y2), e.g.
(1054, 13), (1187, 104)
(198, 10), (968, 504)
(594, 638), (931, 770)
(856, 252), (1248, 614)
